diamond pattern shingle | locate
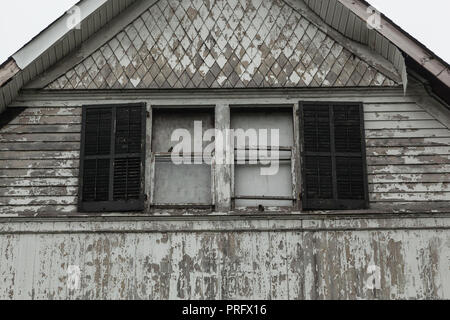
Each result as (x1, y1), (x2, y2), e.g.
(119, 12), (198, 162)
(46, 0), (398, 90)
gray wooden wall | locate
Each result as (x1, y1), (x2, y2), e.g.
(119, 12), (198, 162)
(1, 88), (450, 299)
(0, 216), (449, 299)
(1, 92), (449, 215)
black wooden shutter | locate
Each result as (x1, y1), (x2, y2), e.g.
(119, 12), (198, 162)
(79, 104), (146, 212)
(300, 102), (368, 210)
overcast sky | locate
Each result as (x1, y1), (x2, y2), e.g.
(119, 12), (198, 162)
(0, 0), (449, 65)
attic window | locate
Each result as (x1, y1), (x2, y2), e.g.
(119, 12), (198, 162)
(231, 106), (296, 210)
(150, 107), (215, 208)
(78, 104), (146, 212)
(300, 102), (369, 210)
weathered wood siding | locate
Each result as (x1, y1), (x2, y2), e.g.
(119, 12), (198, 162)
(364, 102), (450, 209)
(1, 94), (449, 215)
(0, 216), (449, 299)
(0, 107), (80, 215)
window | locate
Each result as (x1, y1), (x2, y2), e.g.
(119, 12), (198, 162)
(230, 106), (296, 210)
(300, 102), (369, 210)
(77, 101), (369, 213)
(78, 104), (146, 212)
(150, 107), (215, 209)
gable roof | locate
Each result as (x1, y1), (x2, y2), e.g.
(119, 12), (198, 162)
(42, 0), (400, 90)
(0, 0), (449, 111)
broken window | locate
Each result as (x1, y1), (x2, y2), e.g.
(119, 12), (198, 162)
(79, 104), (146, 212)
(150, 107), (215, 208)
(300, 102), (369, 210)
(230, 106), (295, 210)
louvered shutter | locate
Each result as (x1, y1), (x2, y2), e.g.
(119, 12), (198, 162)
(301, 103), (368, 210)
(79, 104), (146, 212)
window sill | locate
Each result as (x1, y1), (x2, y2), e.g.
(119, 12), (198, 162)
(1, 208), (450, 220)
(0, 211), (449, 235)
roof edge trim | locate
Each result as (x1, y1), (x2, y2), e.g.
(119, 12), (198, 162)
(0, 58), (20, 87)
(338, 0), (450, 88)
(11, 0), (107, 69)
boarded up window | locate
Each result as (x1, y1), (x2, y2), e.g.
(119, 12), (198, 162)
(79, 104), (146, 212)
(151, 108), (214, 208)
(300, 103), (369, 210)
(231, 107), (295, 208)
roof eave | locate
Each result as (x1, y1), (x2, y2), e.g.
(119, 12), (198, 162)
(0, 58), (20, 87)
(11, 0), (107, 70)
(339, 0), (450, 89)
(0, 0), (140, 113)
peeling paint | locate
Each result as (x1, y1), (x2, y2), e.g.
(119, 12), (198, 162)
(0, 217), (449, 299)
(46, 0), (398, 90)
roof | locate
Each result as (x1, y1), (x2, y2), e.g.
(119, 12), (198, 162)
(0, 0), (449, 111)
(0, 0), (141, 111)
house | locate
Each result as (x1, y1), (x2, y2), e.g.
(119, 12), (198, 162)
(0, 0), (449, 299)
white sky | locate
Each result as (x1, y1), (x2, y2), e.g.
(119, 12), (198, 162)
(0, 0), (449, 65)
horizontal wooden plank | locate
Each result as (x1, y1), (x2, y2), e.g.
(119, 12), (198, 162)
(369, 183), (450, 193)
(364, 120), (444, 129)
(0, 187), (77, 197)
(10, 92), (416, 108)
(8, 115), (81, 125)
(369, 173), (450, 183)
(363, 103), (423, 112)
(0, 133), (80, 142)
(367, 155), (450, 165)
(370, 201), (450, 211)
(368, 164), (450, 174)
(365, 129), (450, 138)
(364, 112), (434, 121)
(367, 146), (450, 156)
(0, 178), (78, 187)
(0, 160), (78, 169)
(0, 196), (77, 206)
(0, 124), (81, 133)
(0, 169), (78, 178)
(19, 107), (81, 116)
(0, 151), (79, 160)
(0, 142), (80, 151)
(366, 137), (450, 147)
(0, 205), (77, 215)
(370, 192), (450, 202)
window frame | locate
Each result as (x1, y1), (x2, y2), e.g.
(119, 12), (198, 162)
(77, 100), (371, 214)
(78, 103), (147, 212)
(299, 101), (369, 211)
(229, 104), (299, 211)
(148, 105), (216, 211)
